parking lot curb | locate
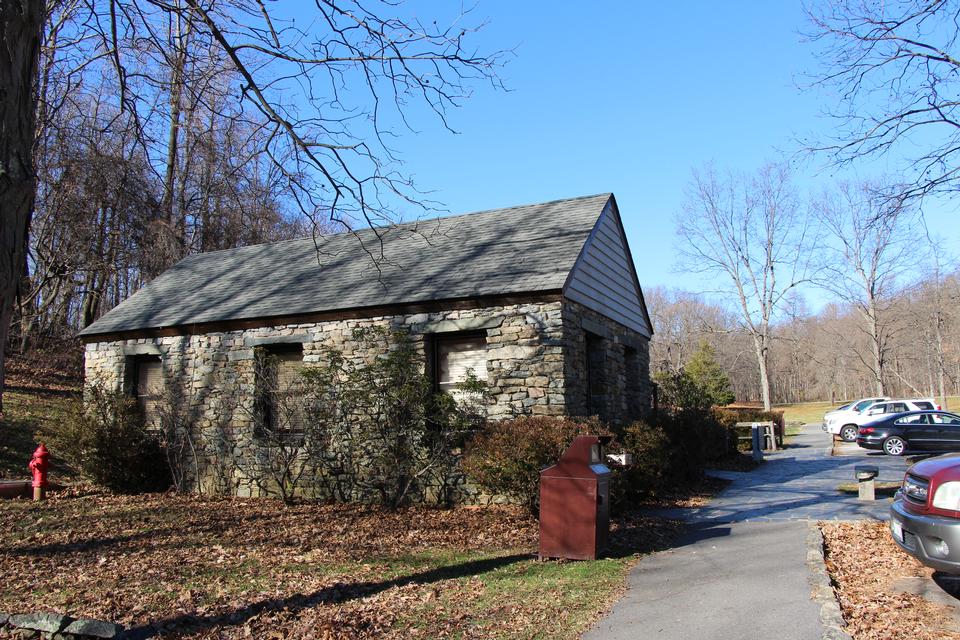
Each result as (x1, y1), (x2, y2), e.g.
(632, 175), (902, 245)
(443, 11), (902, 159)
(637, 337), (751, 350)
(806, 523), (853, 640)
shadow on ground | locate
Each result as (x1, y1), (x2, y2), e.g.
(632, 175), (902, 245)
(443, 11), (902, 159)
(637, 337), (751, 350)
(124, 553), (532, 638)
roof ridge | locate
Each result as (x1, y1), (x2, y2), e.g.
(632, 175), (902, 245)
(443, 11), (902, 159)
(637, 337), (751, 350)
(178, 193), (612, 261)
(393, 192), (612, 229)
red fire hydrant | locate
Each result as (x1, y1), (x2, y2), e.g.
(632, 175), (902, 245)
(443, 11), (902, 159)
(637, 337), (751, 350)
(29, 443), (50, 501)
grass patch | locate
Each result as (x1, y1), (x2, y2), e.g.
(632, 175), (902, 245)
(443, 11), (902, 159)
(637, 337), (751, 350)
(0, 388), (78, 480)
(836, 481), (901, 497)
(774, 400), (837, 425)
(785, 424), (804, 438)
(776, 397), (960, 426)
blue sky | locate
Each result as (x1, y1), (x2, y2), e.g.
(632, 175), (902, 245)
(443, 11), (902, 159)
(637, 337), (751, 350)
(296, 1), (959, 309)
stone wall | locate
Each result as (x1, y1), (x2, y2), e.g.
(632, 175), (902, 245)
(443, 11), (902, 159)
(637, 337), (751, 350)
(561, 299), (652, 425)
(0, 612), (122, 639)
(83, 296), (652, 498)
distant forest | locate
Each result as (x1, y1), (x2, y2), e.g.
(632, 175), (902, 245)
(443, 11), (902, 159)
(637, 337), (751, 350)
(648, 271), (960, 406)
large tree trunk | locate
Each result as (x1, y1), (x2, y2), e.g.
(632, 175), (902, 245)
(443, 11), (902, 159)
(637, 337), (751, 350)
(0, 1), (45, 415)
(866, 300), (885, 395)
(753, 333), (772, 411)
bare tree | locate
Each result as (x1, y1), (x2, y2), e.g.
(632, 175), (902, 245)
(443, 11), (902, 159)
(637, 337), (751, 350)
(807, 1), (960, 202)
(913, 232), (958, 408)
(813, 182), (916, 395)
(3, 1), (503, 408)
(676, 163), (814, 410)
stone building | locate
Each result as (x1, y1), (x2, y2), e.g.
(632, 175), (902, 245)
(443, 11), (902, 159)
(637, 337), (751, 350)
(80, 193), (653, 496)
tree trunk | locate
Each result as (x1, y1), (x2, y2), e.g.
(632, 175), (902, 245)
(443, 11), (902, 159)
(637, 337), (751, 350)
(753, 333), (772, 411)
(933, 306), (948, 409)
(0, 1), (45, 415)
(158, 7), (190, 272)
(865, 299), (885, 395)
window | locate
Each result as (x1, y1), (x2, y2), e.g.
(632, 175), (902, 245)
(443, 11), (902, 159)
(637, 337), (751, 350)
(585, 332), (607, 420)
(866, 403), (887, 415)
(897, 414), (928, 425)
(433, 334), (487, 393)
(255, 344), (304, 437)
(888, 402), (908, 413)
(914, 401), (934, 410)
(931, 413), (960, 425)
(130, 357), (163, 426)
(855, 399), (878, 412)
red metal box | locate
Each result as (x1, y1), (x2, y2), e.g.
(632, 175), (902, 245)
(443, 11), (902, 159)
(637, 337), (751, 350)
(538, 435), (611, 560)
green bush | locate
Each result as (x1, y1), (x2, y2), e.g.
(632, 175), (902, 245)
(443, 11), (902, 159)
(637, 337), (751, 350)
(462, 415), (608, 514)
(651, 369), (730, 471)
(609, 419), (672, 508)
(45, 386), (170, 493)
(720, 407), (785, 447)
(711, 407), (741, 453)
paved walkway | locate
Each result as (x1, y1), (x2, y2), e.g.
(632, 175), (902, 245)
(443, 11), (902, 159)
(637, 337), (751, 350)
(584, 424), (911, 640)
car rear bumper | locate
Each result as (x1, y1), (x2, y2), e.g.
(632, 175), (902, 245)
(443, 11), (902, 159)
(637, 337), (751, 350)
(856, 436), (883, 450)
(890, 498), (960, 573)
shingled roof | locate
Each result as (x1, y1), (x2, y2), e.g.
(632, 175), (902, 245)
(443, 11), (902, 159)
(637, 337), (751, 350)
(79, 193), (616, 337)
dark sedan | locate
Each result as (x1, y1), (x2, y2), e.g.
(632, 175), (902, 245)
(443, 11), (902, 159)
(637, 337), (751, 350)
(857, 411), (960, 456)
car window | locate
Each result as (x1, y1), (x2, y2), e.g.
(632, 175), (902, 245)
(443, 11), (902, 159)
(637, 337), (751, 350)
(897, 414), (927, 425)
(866, 404), (886, 415)
(855, 399), (876, 412)
(914, 401), (934, 410)
(933, 413), (960, 425)
(888, 403), (908, 413)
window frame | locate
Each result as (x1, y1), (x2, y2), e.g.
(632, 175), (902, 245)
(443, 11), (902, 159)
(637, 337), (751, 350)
(126, 355), (163, 423)
(428, 331), (488, 395)
(254, 342), (306, 440)
(584, 330), (606, 418)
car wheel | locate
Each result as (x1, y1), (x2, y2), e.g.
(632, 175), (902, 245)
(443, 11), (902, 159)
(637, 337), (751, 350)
(883, 436), (906, 456)
(841, 425), (859, 442)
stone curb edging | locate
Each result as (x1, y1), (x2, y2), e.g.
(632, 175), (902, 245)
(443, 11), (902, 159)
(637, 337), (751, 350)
(0, 612), (123, 639)
(806, 523), (854, 640)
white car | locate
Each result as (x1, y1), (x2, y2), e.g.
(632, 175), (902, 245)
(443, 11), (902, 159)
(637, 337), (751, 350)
(829, 398), (941, 442)
(823, 397), (890, 441)
(822, 401), (854, 423)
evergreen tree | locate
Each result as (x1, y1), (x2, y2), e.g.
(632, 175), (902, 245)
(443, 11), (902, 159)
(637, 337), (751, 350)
(685, 340), (735, 406)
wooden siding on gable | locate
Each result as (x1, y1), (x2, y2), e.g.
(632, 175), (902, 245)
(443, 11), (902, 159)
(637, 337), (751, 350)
(564, 200), (651, 337)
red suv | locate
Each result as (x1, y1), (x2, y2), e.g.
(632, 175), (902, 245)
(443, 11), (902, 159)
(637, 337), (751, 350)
(890, 453), (960, 573)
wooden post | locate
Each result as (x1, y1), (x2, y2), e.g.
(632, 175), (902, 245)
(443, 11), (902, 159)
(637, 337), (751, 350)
(751, 423), (764, 462)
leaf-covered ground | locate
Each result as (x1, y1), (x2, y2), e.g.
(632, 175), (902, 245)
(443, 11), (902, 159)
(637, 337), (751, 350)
(821, 520), (960, 640)
(0, 492), (681, 639)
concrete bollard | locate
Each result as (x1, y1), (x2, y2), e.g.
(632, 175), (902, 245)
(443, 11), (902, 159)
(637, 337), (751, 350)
(855, 465), (879, 501)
